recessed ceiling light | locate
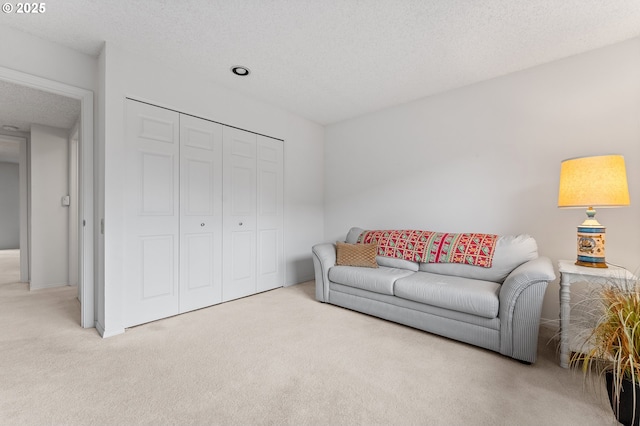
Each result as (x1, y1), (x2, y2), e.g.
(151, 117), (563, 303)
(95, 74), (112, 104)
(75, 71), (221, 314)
(1, 125), (19, 132)
(231, 66), (250, 76)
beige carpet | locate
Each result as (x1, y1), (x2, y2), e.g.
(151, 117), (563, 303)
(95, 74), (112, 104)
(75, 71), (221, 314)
(0, 249), (618, 425)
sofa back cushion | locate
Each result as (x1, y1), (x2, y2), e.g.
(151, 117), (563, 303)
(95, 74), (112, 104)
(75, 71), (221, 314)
(344, 227), (419, 272)
(346, 227), (538, 282)
(345, 227), (365, 244)
(419, 234), (538, 283)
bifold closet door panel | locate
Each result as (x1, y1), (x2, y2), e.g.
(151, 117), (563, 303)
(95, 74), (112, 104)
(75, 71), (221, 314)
(123, 99), (283, 326)
(179, 114), (223, 313)
(123, 100), (180, 327)
(222, 127), (257, 302)
(256, 136), (284, 292)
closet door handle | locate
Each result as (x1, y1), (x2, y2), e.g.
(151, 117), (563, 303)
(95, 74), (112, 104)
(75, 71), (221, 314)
(201, 223), (205, 227)
(239, 222), (243, 226)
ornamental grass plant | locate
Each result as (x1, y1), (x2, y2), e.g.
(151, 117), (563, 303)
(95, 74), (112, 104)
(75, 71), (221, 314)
(570, 278), (640, 424)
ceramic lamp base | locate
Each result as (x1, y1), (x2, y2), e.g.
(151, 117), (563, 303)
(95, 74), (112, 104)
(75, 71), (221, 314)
(576, 224), (607, 268)
(575, 259), (608, 268)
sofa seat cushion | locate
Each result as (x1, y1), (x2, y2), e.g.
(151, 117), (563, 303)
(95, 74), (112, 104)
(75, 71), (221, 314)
(329, 266), (414, 296)
(394, 272), (500, 319)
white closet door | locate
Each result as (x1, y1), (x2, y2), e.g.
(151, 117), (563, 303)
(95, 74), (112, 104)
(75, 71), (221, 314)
(256, 136), (284, 292)
(179, 115), (223, 313)
(124, 100), (180, 327)
(222, 127), (257, 301)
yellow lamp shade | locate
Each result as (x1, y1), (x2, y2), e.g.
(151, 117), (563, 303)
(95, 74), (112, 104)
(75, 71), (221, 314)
(558, 155), (630, 208)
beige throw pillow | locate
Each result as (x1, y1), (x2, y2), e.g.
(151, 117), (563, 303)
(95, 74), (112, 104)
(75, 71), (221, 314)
(336, 242), (378, 268)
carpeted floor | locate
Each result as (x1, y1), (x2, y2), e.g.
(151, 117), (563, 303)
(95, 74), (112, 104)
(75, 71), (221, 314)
(0, 249), (618, 425)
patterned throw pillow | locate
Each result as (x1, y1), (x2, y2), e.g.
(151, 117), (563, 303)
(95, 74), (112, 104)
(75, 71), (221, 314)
(335, 242), (379, 268)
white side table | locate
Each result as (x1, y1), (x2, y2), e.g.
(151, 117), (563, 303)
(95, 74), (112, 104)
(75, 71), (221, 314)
(558, 260), (636, 368)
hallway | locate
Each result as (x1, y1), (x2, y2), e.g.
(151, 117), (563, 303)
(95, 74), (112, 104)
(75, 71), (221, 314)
(0, 249), (19, 284)
(0, 249), (80, 330)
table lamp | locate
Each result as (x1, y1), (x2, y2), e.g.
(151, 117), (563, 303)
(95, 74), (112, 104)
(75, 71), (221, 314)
(557, 155), (630, 268)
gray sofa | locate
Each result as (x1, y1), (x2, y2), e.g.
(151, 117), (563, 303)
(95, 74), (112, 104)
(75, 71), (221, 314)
(312, 227), (556, 363)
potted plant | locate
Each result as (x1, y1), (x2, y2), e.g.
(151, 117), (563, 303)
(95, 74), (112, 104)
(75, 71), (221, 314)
(570, 279), (640, 426)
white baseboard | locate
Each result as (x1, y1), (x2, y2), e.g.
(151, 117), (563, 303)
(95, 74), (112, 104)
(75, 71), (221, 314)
(29, 281), (69, 290)
(285, 275), (314, 286)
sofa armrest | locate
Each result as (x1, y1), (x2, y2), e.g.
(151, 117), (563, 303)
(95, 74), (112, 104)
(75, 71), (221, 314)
(500, 256), (556, 303)
(312, 243), (337, 302)
(498, 256), (556, 362)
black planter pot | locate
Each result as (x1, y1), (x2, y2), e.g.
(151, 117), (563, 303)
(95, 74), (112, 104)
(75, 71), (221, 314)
(606, 372), (640, 426)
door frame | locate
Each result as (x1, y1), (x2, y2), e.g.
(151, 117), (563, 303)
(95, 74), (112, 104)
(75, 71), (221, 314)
(69, 123), (80, 294)
(0, 66), (95, 328)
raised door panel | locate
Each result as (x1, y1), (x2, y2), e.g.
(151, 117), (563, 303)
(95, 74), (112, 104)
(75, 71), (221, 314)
(141, 152), (175, 215)
(124, 100), (180, 327)
(222, 127), (257, 302)
(141, 235), (175, 298)
(184, 158), (213, 215)
(231, 231), (254, 281)
(184, 233), (213, 290)
(256, 136), (284, 292)
(179, 114), (223, 313)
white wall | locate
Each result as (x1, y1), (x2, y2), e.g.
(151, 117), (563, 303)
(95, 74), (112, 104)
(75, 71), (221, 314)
(0, 26), (97, 92)
(30, 125), (70, 289)
(324, 37), (640, 325)
(99, 44), (324, 336)
(0, 162), (19, 249)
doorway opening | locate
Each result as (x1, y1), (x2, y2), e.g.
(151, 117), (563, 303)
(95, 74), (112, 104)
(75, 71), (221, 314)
(0, 66), (95, 328)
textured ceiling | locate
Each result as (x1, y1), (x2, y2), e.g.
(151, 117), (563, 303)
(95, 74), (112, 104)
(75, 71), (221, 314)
(1, 1), (640, 124)
(0, 80), (79, 162)
(0, 80), (80, 132)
